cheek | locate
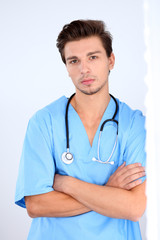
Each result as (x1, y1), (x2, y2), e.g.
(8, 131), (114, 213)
(67, 68), (79, 79)
(68, 70), (75, 79)
(96, 66), (108, 79)
(66, 68), (73, 78)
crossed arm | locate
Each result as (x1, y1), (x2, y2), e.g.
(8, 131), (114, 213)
(25, 162), (146, 221)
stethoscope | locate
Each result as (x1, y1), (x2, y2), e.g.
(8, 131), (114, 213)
(61, 93), (118, 165)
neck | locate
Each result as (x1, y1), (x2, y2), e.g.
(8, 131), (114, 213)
(71, 89), (110, 121)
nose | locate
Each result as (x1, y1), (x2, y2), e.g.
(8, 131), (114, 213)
(79, 60), (90, 75)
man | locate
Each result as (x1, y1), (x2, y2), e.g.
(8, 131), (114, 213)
(15, 20), (146, 240)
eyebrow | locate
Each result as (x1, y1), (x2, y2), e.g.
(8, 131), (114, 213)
(87, 51), (102, 56)
(66, 56), (78, 61)
(66, 51), (102, 62)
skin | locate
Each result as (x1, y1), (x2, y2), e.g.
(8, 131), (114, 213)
(25, 36), (146, 220)
(64, 36), (115, 146)
(65, 37), (114, 96)
(53, 172), (146, 221)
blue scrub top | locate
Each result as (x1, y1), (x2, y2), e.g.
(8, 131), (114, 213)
(15, 96), (146, 240)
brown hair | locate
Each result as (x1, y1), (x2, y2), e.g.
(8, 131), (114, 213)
(56, 19), (113, 64)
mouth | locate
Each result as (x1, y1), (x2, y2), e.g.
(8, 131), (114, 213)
(81, 79), (95, 85)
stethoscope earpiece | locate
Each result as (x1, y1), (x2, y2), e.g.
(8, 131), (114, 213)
(92, 157), (114, 165)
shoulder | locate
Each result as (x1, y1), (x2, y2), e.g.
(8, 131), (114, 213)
(25, 96), (67, 139)
(115, 98), (146, 147)
(29, 96), (67, 125)
(117, 98), (145, 130)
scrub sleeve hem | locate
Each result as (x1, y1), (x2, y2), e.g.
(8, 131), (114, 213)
(15, 188), (54, 208)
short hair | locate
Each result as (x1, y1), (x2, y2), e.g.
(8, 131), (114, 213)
(56, 19), (113, 64)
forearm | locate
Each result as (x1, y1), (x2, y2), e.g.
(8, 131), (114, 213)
(62, 177), (146, 221)
(25, 190), (91, 218)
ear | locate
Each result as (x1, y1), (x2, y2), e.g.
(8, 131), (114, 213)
(109, 52), (115, 70)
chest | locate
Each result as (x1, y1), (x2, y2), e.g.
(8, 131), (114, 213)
(53, 118), (123, 186)
(51, 97), (127, 185)
(80, 118), (101, 147)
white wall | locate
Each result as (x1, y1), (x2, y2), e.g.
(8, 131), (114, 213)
(0, 1), (147, 239)
(144, 0), (160, 239)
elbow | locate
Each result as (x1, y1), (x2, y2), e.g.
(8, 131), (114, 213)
(130, 212), (143, 222)
(134, 206), (146, 222)
(25, 197), (39, 218)
(129, 198), (147, 222)
(26, 206), (38, 218)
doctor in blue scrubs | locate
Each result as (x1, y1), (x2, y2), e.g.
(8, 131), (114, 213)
(15, 20), (146, 240)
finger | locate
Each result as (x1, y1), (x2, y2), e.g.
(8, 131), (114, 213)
(113, 162), (141, 178)
(118, 161), (126, 170)
(123, 163), (142, 171)
(113, 166), (145, 187)
(116, 164), (145, 179)
(122, 166), (145, 181)
(111, 162), (126, 176)
(125, 179), (142, 190)
(123, 171), (146, 186)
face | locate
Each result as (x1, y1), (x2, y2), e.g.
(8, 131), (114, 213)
(64, 36), (115, 96)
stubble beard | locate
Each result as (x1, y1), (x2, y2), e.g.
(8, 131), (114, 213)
(76, 78), (108, 96)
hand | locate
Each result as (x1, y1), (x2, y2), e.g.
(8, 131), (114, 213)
(106, 162), (145, 190)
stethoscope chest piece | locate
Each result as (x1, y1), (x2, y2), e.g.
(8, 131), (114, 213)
(61, 151), (74, 164)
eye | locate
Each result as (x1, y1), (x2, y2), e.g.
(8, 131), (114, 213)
(90, 55), (97, 60)
(69, 59), (78, 64)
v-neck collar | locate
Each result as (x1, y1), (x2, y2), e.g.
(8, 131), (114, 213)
(64, 95), (116, 155)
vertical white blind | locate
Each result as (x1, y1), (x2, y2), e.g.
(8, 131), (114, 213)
(144, 0), (160, 239)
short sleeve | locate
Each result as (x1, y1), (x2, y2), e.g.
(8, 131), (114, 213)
(15, 109), (55, 208)
(123, 110), (146, 182)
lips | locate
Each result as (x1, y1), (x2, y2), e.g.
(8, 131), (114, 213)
(81, 79), (95, 85)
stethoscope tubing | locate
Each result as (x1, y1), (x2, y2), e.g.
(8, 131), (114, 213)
(63, 93), (118, 164)
(65, 93), (76, 150)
